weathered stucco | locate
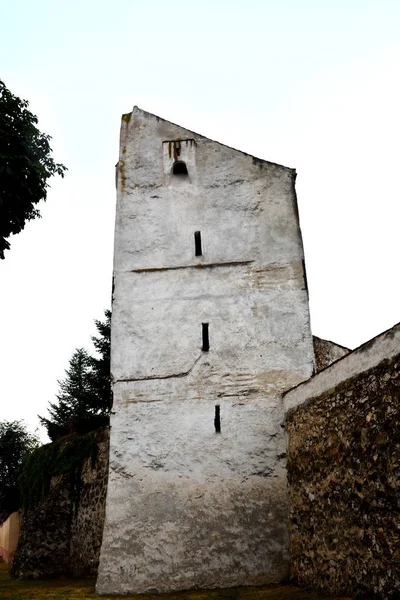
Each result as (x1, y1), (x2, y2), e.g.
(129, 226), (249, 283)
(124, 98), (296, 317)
(285, 322), (400, 599)
(97, 107), (314, 594)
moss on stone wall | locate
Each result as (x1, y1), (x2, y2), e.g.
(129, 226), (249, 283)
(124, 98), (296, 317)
(20, 432), (99, 513)
(12, 428), (109, 579)
(121, 112), (131, 124)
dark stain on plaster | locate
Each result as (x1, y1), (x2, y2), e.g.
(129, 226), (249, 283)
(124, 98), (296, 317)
(118, 160), (126, 191)
(252, 156), (264, 168)
(165, 139), (196, 161)
(121, 113), (132, 125)
(164, 139), (196, 173)
(173, 141), (180, 161)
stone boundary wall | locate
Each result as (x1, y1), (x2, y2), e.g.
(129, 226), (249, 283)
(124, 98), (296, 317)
(312, 336), (350, 373)
(70, 428), (109, 577)
(286, 323), (400, 414)
(11, 428), (109, 578)
(284, 322), (400, 599)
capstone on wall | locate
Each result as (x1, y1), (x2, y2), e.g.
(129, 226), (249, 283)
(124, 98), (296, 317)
(97, 107), (314, 595)
(285, 322), (400, 600)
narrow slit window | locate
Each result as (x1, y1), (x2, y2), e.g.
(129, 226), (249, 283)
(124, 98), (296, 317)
(214, 405), (221, 433)
(202, 323), (209, 352)
(194, 231), (202, 256)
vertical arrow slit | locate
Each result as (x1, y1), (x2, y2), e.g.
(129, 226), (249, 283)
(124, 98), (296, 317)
(194, 231), (202, 256)
(214, 405), (221, 433)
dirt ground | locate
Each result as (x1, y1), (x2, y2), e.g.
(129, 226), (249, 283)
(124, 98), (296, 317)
(0, 563), (352, 600)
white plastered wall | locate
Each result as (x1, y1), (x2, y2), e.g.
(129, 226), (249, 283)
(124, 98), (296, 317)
(97, 107), (314, 594)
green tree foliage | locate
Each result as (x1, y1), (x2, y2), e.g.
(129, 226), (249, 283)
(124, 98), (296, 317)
(0, 421), (38, 518)
(39, 311), (112, 441)
(0, 80), (66, 259)
(88, 309), (112, 414)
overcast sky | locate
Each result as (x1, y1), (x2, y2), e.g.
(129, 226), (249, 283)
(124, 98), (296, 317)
(1, 0), (399, 439)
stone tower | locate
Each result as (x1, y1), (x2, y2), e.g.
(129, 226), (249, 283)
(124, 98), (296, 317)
(96, 107), (314, 594)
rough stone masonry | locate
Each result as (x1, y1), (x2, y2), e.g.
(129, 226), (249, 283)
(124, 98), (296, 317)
(96, 107), (315, 594)
(284, 322), (400, 599)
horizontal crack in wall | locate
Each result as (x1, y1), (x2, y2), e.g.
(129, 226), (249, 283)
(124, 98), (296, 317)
(114, 355), (202, 385)
(130, 260), (254, 273)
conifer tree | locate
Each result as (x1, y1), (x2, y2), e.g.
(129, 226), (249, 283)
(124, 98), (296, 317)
(39, 311), (112, 441)
(88, 309), (112, 414)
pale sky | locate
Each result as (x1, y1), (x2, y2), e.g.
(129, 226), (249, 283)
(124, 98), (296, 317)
(1, 0), (399, 440)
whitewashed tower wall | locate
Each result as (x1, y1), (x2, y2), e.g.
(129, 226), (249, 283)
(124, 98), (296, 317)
(97, 107), (314, 594)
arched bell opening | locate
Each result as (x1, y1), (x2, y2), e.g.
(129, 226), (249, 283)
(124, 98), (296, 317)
(172, 161), (189, 177)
